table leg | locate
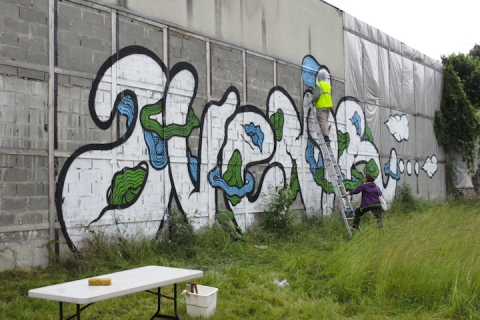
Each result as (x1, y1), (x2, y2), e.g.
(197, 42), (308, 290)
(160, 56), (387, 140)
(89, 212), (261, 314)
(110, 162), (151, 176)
(59, 302), (63, 320)
(157, 287), (161, 315)
(173, 284), (178, 318)
(148, 285), (181, 320)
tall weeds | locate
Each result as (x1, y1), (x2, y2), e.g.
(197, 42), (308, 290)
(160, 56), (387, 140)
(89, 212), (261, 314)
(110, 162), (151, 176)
(323, 200), (480, 318)
(2, 189), (480, 319)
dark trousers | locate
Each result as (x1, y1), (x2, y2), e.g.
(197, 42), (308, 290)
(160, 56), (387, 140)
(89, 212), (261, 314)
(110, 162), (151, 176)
(352, 204), (382, 229)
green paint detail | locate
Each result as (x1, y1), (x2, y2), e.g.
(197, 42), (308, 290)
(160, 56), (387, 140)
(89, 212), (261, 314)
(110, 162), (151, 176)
(165, 108), (200, 138)
(140, 101), (163, 135)
(270, 109), (284, 141)
(108, 166), (148, 206)
(289, 160), (300, 201)
(216, 210), (234, 224)
(140, 101), (200, 138)
(343, 168), (364, 191)
(365, 159), (380, 178)
(351, 168), (364, 182)
(224, 150), (243, 205)
(314, 167), (334, 193)
(337, 131), (350, 157)
(227, 194), (241, 207)
(363, 122), (374, 142)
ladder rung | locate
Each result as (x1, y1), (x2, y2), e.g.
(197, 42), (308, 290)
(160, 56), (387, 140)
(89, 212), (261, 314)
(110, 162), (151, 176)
(319, 136), (352, 236)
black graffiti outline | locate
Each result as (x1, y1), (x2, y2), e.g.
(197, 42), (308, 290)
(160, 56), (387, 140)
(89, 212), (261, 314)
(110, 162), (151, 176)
(56, 46), (166, 250)
(55, 89), (139, 250)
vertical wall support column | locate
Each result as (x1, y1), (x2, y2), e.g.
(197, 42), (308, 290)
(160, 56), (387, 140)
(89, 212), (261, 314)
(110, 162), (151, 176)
(206, 41), (211, 99)
(300, 75), (306, 213)
(242, 49), (249, 230)
(47, 0), (56, 246)
(273, 60), (277, 87)
(242, 50), (247, 102)
(163, 27), (169, 215)
(206, 41), (214, 226)
(163, 27), (168, 68)
(111, 10), (118, 187)
(273, 60), (279, 186)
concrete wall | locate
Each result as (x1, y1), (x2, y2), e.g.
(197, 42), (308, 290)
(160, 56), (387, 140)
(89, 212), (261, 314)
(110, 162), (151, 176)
(96, 0), (345, 78)
(0, 0), (443, 271)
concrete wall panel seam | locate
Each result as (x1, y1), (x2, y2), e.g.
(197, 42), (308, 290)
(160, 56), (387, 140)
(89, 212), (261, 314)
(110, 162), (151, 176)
(53, 151), (73, 158)
(118, 11), (168, 30)
(0, 224), (60, 233)
(66, 0), (113, 13)
(0, 58), (49, 73)
(0, 147), (48, 157)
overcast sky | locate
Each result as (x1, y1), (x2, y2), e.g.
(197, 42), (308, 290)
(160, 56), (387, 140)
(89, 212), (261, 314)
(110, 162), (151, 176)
(323, 0), (480, 62)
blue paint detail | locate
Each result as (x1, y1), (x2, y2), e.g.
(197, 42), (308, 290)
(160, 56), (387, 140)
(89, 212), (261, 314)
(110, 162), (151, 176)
(306, 139), (318, 176)
(351, 111), (362, 136)
(188, 150), (199, 183)
(117, 95), (135, 126)
(384, 161), (401, 180)
(144, 131), (168, 170)
(317, 153), (324, 168)
(306, 138), (325, 179)
(208, 166), (255, 197)
(244, 123), (264, 152)
(302, 56), (320, 88)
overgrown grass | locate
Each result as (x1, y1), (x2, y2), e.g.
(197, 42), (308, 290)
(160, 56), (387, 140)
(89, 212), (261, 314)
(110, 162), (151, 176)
(2, 197), (480, 319)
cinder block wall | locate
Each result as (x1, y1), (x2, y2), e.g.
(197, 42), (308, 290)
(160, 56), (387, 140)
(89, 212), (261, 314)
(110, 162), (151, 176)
(0, 0), (50, 270)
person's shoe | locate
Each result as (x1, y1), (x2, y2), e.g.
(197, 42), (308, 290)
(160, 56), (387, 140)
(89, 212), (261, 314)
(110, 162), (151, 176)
(324, 136), (331, 145)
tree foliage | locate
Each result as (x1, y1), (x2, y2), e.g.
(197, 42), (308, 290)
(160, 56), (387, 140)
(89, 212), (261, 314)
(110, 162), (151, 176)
(436, 46), (480, 174)
(469, 43), (480, 59)
(442, 51), (480, 108)
(434, 64), (480, 172)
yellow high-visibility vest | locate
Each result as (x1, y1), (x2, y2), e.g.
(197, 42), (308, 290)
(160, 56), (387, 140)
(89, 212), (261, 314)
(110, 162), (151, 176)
(315, 81), (332, 109)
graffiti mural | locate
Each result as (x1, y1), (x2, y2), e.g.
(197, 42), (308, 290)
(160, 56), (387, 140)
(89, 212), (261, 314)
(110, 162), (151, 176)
(55, 47), (438, 250)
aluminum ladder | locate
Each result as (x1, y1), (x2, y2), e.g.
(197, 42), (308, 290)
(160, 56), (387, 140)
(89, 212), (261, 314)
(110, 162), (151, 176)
(318, 137), (354, 236)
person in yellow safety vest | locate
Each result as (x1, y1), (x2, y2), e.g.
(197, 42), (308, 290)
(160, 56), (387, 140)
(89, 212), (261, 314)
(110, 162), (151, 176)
(312, 69), (332, 144)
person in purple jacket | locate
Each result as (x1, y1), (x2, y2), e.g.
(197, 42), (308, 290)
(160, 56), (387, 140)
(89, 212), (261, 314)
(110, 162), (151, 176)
(342, 173), (383, 230)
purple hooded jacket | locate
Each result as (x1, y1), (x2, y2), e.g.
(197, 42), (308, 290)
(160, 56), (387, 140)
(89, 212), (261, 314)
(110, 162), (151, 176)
(349, 182), (382, 208)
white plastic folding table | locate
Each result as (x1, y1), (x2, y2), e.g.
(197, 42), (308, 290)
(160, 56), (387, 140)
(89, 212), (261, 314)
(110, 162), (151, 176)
(28, 265), (203, 320)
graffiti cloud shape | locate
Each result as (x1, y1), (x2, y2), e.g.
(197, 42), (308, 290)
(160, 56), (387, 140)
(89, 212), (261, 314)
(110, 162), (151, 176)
(422, 155), (438, 178)
(385, 114), (409, 142)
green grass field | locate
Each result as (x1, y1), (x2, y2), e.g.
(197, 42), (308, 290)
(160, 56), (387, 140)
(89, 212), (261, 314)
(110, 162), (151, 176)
(1, 195), (480, 319)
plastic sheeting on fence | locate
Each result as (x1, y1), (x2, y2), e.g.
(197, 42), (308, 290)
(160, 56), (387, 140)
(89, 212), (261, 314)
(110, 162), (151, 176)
(452, 151), (474, 188)
(343, 12), (447, 200)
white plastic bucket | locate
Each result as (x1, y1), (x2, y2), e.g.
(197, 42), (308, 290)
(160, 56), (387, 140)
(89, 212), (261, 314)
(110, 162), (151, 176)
(185, 285), (218, 318)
